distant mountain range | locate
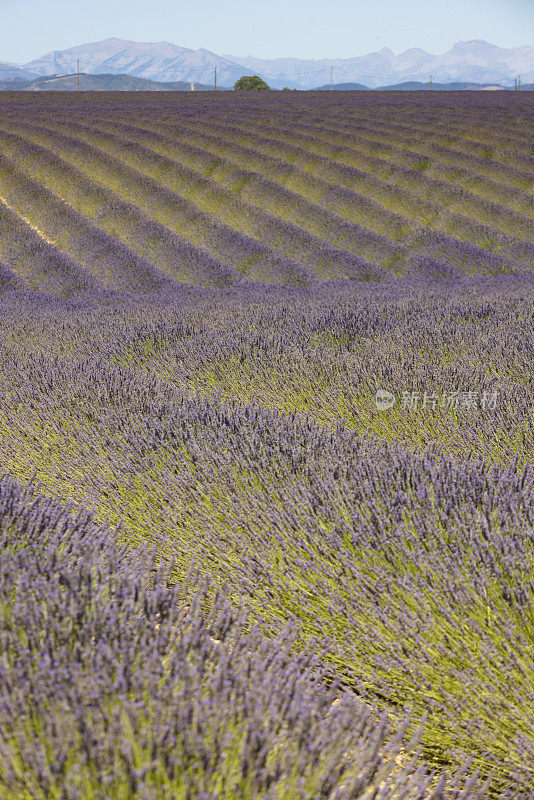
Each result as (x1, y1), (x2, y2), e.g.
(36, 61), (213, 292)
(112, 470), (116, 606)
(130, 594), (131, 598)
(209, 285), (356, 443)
(22, 39), (238, 86)
(1, 38), (532, 90)
(315, 81), (534, 91)
(0, 62), (37, 82)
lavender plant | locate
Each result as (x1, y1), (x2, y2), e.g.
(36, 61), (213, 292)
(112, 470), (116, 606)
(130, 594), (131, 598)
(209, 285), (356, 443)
(0, 474), (493, 800)
(0, 90), (532, 798)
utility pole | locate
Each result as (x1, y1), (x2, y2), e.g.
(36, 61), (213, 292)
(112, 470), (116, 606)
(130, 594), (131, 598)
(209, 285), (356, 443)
(214, 66), (217, 91)
(429, 74), (432, 90)
(330, 66), (333, 91)
(514, 76), (518, 91)
(518, 75), (521, 91)
(77, 59), (80, 92)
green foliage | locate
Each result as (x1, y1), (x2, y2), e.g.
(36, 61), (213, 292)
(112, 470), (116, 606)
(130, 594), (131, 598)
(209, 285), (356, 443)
(234, 75), (270, 91)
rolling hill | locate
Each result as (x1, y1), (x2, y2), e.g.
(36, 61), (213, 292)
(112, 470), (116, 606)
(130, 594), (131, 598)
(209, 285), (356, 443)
(0, 72), (216, 92)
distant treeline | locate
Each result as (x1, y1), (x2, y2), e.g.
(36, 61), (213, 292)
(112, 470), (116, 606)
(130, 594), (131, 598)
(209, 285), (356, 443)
(0, 73), (532, 92)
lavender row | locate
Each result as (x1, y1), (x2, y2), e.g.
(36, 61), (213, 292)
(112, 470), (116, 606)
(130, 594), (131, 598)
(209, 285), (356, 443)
(0, 197), (103, 296)
(90, 116), (475, 277)
(6, 118), (314, 287)
(33, 115), (402, 276)
(160, 117), (524, 274)
(0, 125), (244, 289)
(0, 277), (533, 794)
(277, 108), (534, 192)
(219, 114), (534, 240)
(21, 117), (373, 283)
(227, 111), (533, 218)
(2, 473), (496, 800)
(0, 151), (174, 294)
(234, 98), (533, 178)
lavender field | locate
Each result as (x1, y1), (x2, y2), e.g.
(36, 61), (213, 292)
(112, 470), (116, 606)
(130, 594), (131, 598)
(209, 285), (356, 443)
(0, 91), (533, 799)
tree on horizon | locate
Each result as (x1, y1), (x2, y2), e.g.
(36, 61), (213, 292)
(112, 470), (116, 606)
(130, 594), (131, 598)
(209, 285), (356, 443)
(234, 75), (270, 90)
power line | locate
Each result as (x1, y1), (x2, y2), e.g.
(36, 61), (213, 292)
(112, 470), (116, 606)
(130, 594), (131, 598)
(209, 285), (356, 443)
(237, 63), (383, 82)
(220, 61), (385, 89)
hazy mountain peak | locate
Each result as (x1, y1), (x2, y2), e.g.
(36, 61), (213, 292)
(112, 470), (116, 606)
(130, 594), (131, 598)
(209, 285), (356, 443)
(401, 47), (428, 55)
(450, 39), (499, 54)
(18, 38), (534, 89)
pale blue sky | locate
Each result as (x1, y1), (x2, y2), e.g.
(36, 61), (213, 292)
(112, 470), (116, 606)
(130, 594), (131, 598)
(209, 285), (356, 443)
(1, 0), (532, 64)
